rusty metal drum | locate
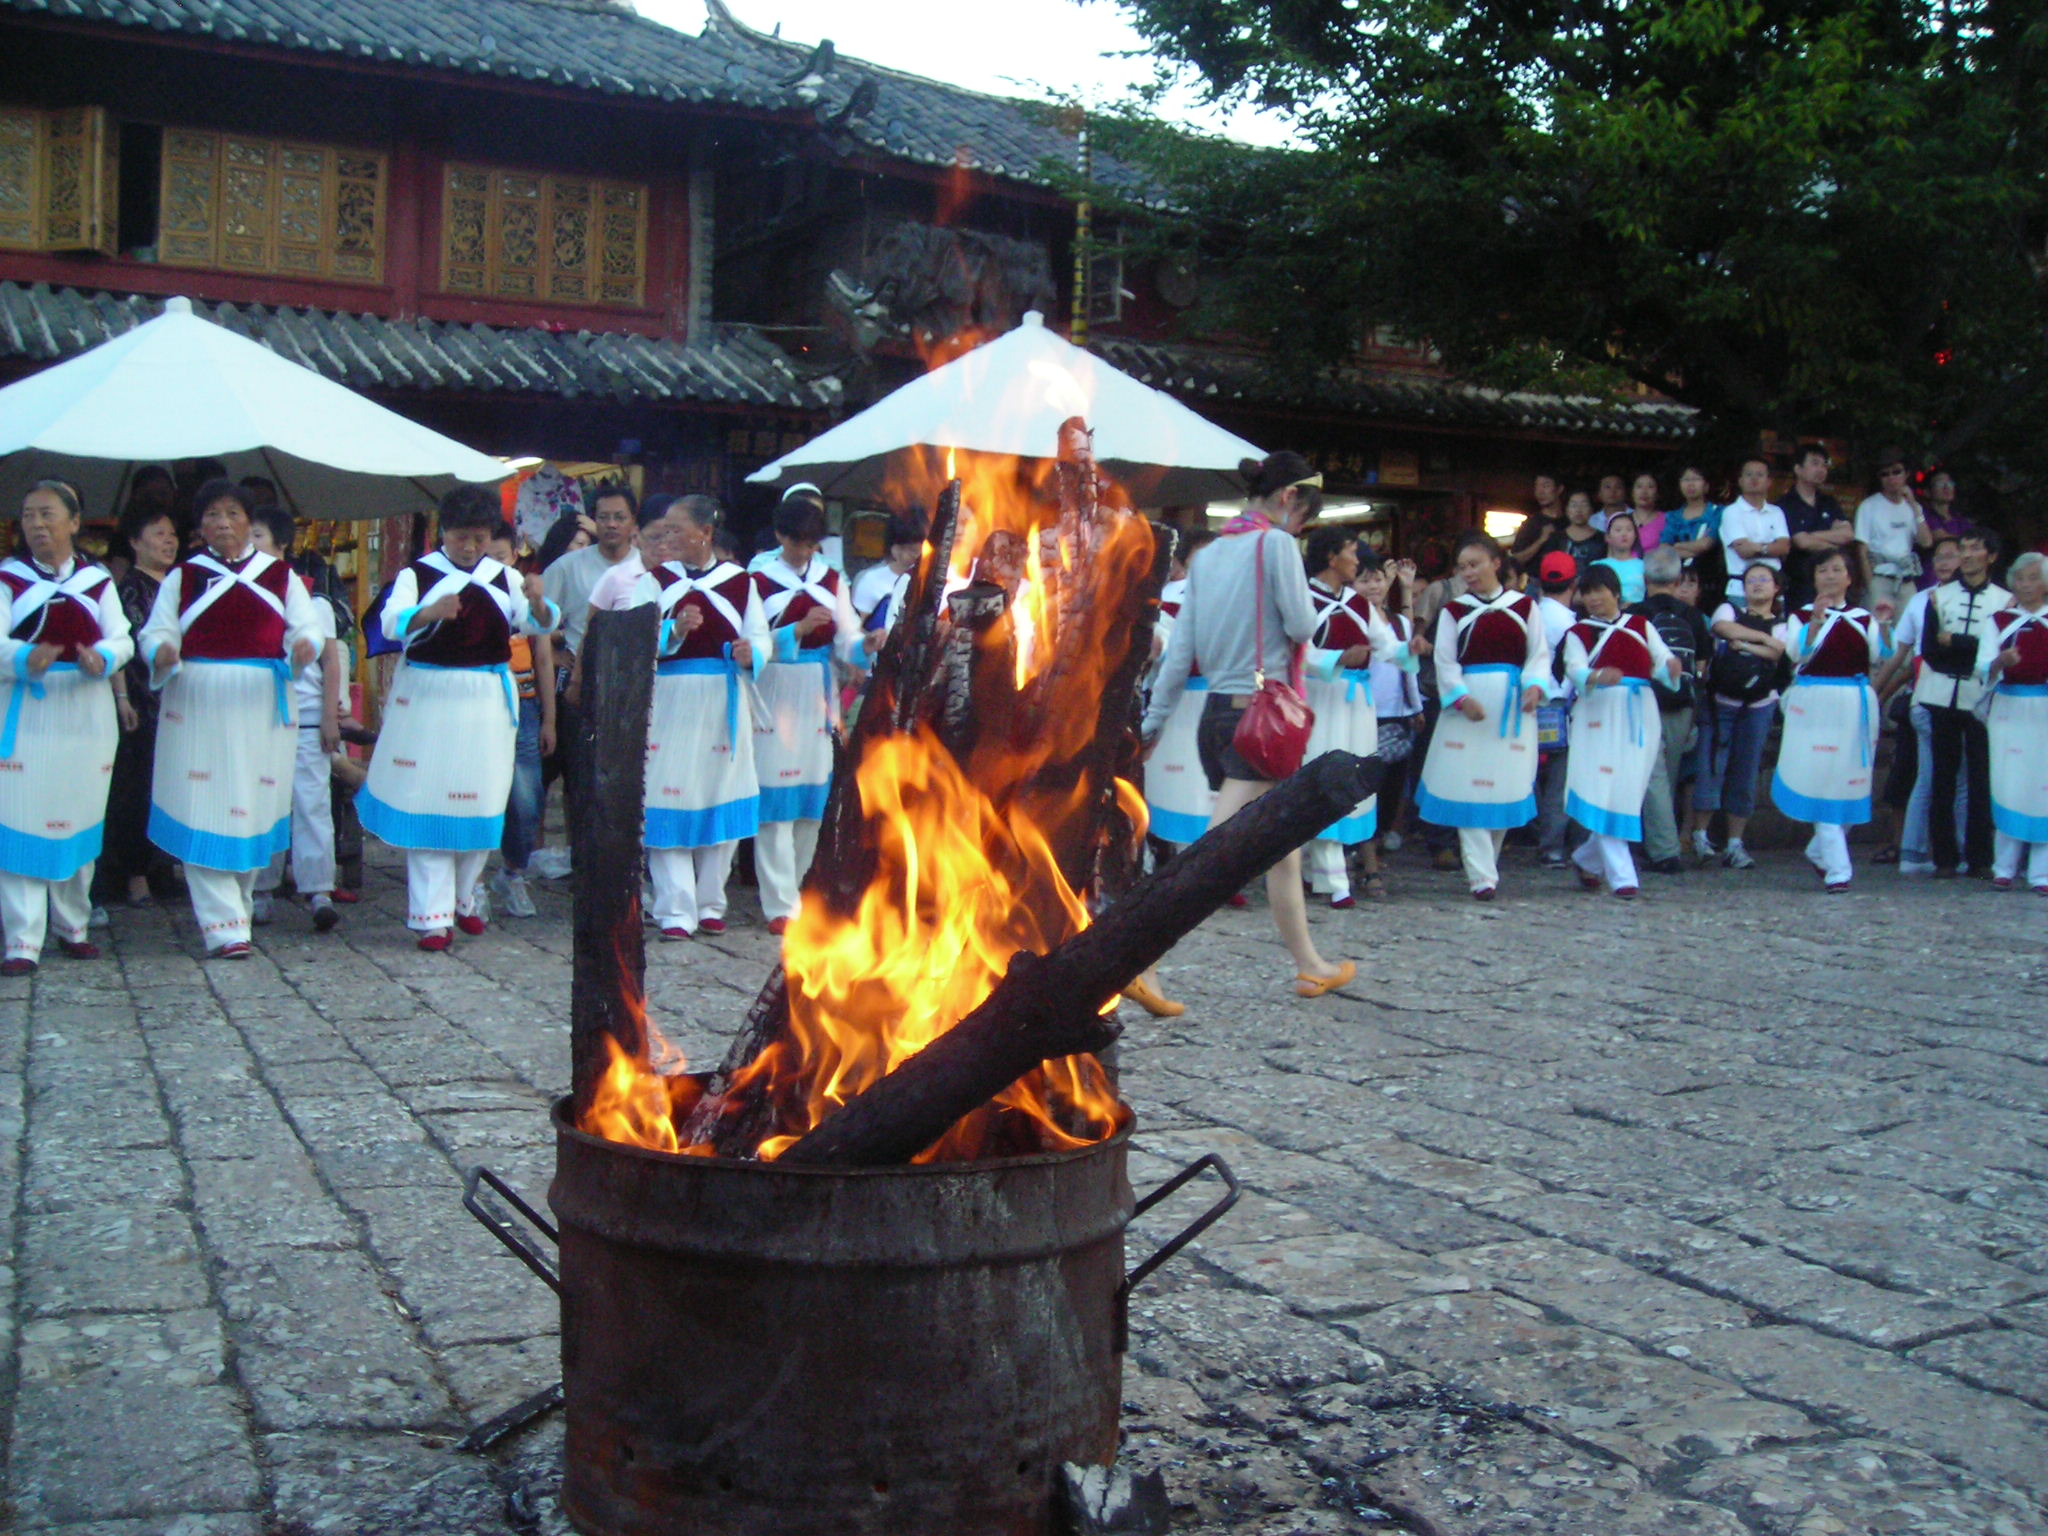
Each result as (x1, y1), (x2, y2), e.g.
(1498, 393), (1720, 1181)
(547, 1096), (1134, 1536)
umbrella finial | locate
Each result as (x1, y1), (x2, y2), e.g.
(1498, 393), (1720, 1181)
(165, 296), (195, 315)
(1021, 311), (1045, 328)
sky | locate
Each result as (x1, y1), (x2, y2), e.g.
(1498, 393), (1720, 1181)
(633, 0), (1298, 146)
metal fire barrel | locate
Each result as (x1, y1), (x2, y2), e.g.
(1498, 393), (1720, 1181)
(547, 1095), (1133, 1536)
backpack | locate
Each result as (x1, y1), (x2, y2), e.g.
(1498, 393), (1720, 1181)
(1640, 599), (1701, 710)
(1708, 612), (1784, 704)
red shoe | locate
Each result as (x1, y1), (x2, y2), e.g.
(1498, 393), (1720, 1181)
(1824, 881), (1851, 895)
(1328, 895), (1356, 910)
(1992, 876), (2014, 890)
(1225, 893), (1249, 908)
(698, 917), (727, 935)
(1472, 886), (1497, 902)
(1613, 886), (1640, 901)
(767, 917), (790, 936)
(417, 931), (452, 952)
(659, 926), (691, 942)
(1576, 867), (1603, 892)
(207, 941), (252, 961)
(56, 938), (101, 960)
(455, 914), (487, 936)
(0, 957), (35, 977)
(331, 888), (362, 904)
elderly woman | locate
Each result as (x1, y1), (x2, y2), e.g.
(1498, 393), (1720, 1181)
(1770, 548), (1890, 890)
(0, 482), (132, 975)
(142, 479), (322, 957)
(1560, 564), (1680, 897)
(1301, 527), (1411, 907)
(1979, 551), (2048, 892)
(359, 486), (560, 950)
(1144, 453), (1361, 996)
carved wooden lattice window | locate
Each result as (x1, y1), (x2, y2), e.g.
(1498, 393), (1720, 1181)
(158, 130), (385, 283)
(0, 105), (118, 254)
(442, 164), (647, 306)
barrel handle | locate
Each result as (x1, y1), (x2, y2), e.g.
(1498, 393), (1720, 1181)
(1114, 1153), (1240, 1350)
(463, 1165), (562, 1295)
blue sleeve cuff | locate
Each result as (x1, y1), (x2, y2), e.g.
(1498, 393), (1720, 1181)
(1440, 683), (1469, 708)
(772, 625), (801, 664)
(393, 604), (426, 645)
(1305, 647), (1343, 682)
(1568, 664), (1592, 689)
(94, 642), (118, 672)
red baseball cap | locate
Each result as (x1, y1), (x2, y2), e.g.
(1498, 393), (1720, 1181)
(1538, 551), (1578, 585)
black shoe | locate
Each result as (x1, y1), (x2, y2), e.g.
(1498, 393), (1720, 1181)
(1648, 857), (1683, 875)
(1933, 867), (1959, 880)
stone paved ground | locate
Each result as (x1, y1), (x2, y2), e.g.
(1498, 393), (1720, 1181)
(2, 841), (2045, 1535)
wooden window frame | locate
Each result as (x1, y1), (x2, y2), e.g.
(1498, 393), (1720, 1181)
(441, 161), (648, 308)
(0, 104), (118, 255)
(157, 128), (386, 285)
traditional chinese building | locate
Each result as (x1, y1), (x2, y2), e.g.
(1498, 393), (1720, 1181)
(0, 0), (1696, 575)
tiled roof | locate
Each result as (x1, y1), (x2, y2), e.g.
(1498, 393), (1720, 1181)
(1093, 337), (1700, 443)
(0, 282), (840, 411)
(0, 0), (1152, 195)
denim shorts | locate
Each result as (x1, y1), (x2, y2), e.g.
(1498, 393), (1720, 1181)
(1196, 693), (1261, 790)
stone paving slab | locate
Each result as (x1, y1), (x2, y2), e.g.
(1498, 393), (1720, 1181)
(3, 844), (2046, 1534)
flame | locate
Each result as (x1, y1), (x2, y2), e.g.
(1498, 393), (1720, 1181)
(581, 340), (1159, 1165)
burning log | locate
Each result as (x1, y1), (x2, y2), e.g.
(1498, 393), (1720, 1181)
(567, 604), (658, 1124)
(779, 750), (1383, 1168)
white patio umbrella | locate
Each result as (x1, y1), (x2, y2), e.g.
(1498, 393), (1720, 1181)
(747, 311), (1264, 507)
(0, 296), (507, 521)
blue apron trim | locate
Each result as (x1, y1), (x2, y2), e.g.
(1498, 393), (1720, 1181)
(661, 654), (741, 749)
(1145, 804), (1213, 845)
(0, 662), (69, 758)
(355, 787), (506, 852)
(758, 780), (831, 825)
(1994, 682), (2048, 698)
(0, 816), (103, 882)
(148, 803), (290, 871)
(404, 658), (517, 726)
(1318, 805), (1378, 845)
(1465, 663), (1526, 739)
(1768, 773), (1872, 827)
(1567, 788), (1643, 842)
(647, 795), (761, 849)
(1992, 803), (2048, 842)
(1416, 784), (1539, 830)
(1789, 674), (1873, 767)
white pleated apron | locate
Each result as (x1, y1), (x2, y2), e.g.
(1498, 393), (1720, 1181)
(151, 660), (296, 871)
(1986, 684), (2048, 843)
(1303, 668), (1378, 843)
(357, 660), (517, 852)
(1418, 665), (1539, 829)
(1144, 678), (1214, 844)
(1771, 676), (1877, 826)
(1564, 679), (1662, 841)
(754, 650), (834, 825)
(0, 664), (116, 880)
(647, 658), (760, 848)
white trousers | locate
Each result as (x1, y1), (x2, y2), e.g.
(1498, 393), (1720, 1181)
(188, 865), (258, 947)
(1805, 825), (1852, 885)
(650, 842), (738, 932)
(407, 849), (488, 933)
(1993, 832), (2048, 889)
(254, 730), (339, 899)
(1458, 827), (1506, 893)
(1304, 838), (1352, 901)
(0, 866), (93, 960)
(755, 819), (820, 921)
(1572, 832), (1638, 891)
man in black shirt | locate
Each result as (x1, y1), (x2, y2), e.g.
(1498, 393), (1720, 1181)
(1509, 472), (1566, 569)
(1781, 442), (1855, 609)
(1634, 547), (1713, 873)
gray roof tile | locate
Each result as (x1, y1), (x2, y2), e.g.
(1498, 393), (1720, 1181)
(0, 281), (840, 412)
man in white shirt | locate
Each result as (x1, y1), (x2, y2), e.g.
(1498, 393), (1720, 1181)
(1854, 450), (1932, 616)
(1914, 527), (2010, 876)
(1716, 458), (1791, 602)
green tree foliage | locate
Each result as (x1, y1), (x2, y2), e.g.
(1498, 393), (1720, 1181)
(1095, 0), (2048, 484)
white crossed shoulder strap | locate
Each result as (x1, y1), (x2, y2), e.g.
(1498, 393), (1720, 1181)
(1581, 614), (1649, 674)
(655, 562), (747, 647)
(414, 552), (516, 625)
(1308, 580), (1354, 641)
(0, 558), (108, 636)
(1452, 588), (1530, 657)
(179, 551), (285, 633)
(756, 556), (837, 627)
(1795, 604), (1868, 673)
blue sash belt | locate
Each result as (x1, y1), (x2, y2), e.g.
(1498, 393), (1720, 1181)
(1466, 663), (1526, 739)
(0, 661), (76, 758)
(405, 659), (516, 726)
(190, 656), (293, 728)
(1600, 675), (1651, 749)
(1340, 667), (1372, 704)
(661, 653), (740, 746)
(1793, 674), (1873, 767)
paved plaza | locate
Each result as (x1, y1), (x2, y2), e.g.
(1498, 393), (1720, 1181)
(2, 845), (2044, 1535)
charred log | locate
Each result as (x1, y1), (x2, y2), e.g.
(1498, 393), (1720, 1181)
(568, 605), (658, 1123)
(779, 751), (1385, 1167)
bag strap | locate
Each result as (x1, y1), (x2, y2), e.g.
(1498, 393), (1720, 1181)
(1253, 534), (1266, 688)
